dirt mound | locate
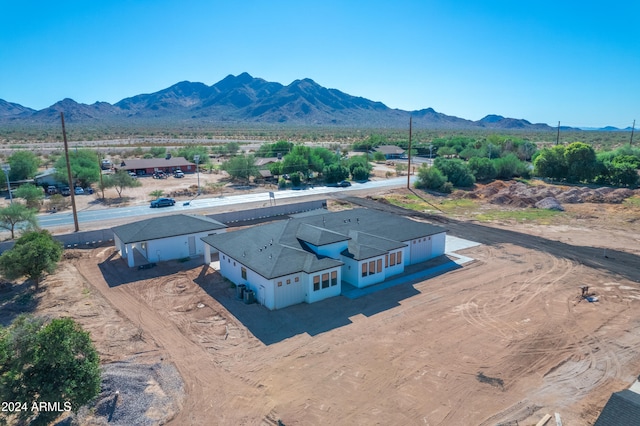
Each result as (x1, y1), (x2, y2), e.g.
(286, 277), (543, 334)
(478, 181), (636, 207)
(535, 197), (564, 211)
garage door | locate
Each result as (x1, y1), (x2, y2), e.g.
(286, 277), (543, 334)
(275, 279), (305, 309)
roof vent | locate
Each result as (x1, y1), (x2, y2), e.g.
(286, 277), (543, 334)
(259, 248), (262, 252)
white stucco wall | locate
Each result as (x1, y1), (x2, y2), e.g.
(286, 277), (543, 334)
(218, 251), (271, 306)
(404, 232), (446, 265)
(307, 240), (348, 258)
(144, 230), (224, 263)
(305, 267), (341, 304)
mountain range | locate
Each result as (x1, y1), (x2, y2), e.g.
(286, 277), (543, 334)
(0, 73), (624, 130)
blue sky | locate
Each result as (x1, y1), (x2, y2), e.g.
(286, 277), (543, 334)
(1, 0), (638, 128)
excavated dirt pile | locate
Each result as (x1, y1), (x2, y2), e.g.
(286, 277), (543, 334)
(462, 181), (638, 209)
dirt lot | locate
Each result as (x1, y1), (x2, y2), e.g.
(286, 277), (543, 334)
(2, 183), (640, 425)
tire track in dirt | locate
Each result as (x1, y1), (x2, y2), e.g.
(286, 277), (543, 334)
(75, 250), (269, 425)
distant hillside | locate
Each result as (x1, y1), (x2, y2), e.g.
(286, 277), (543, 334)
(1, 73), (559, 130)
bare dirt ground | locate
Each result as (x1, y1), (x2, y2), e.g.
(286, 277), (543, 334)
(2, 181), (640, 425)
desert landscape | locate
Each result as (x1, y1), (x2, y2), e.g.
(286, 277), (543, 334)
(2, 180), (639, 425)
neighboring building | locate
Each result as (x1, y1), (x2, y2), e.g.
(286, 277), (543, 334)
(594, 378), (640, 426)
(201, 209), (447, 310)
(112, 214), (226, 267)
(375, 145), (405, 159)
(114, 156), (196, 175)
(34, 168), (61, 187)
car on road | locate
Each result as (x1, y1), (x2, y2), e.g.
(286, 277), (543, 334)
(150, 197), (175, 208)
(74, 187), (84, 195)
(337, 180), (352, 187)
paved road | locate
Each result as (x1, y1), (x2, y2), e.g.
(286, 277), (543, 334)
(37, 176), (417, 229)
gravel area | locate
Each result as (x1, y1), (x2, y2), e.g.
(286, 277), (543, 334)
(58, 358), (184, 425)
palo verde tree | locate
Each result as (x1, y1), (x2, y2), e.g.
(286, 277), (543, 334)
(14, 183), (45, 209)
(0, 230), (62, 290)
(221, 154), (258, 183)
(0, 203), (38, 239)
(0, 315), (101, 425)
(101, 170), (142, 198)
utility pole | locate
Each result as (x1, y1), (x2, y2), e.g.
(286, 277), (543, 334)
(631, 120), (635, 145)
(96, 150), (105, 200)
(407, 116), (412, 189)
(61, 112), (80, 232)
(556, 121), (560, 145)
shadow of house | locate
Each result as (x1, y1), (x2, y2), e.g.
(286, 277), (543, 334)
(98, 251), (203, 288)
(195, 255), (460, 345)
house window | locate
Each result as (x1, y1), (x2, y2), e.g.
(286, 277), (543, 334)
(390, 252), (396, 266)
(385, 254), (388, 268)
(286, 279), (291, 285)
(361, 263), (367, 277)
(295, 276), (299, 282)
(377, 259), (382, 272)
(313, 276), (320, 291)
(277, 281), (282, 287)
(322, 273), (330, 289)
(233, 261), (236, 266)
(331, 271), (337, 286)
(369, 261), (376, 275)
(397, 250), (403, 264)
(228, 258), (230, 263)
(241, 267), (247, 279)
(222, 255), (225, 260)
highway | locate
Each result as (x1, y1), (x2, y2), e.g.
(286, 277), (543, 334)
(37, 176), (417, 229)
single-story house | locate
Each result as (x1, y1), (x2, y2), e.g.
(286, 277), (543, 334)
(34, 168), (61, 187)
(594, 378), (640, 425)
(255, 157), (279, 167)
(114, 156), (196, 176)
(112, 214), (226, 267)
(201, 209), (447, 310)
(375, 145), (405, 159)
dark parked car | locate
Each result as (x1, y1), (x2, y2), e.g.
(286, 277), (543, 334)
(60, 186), (71, 196)
(150, 197), (175, 208)
(337, 181), (352, 187)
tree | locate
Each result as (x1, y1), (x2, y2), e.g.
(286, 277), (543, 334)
(395, 163), (407, 176)
(8, 151), (40, 181)
(564, 142), (598, 182)
(468, 157), (497, 181)
(14, 184), (45, 209)
(0, 203), (38, 239)
(493, 153), (529, 179)
(175, 146), (210, 165)
(373, 151), (386, 162)
(148, 146), (167, 158)
(255, 141), (293, 158)
(0, 230), (61, 289)
(351, 166), (369, 181)
(433, 158), (475, 187)
(534, 145), (567, 180)
(226, 142), (241, 156)
(0, 316), (101, 425)
(101, 170), (141, 198)
(54, 149), (100, 187)
(149, 189), (164, 199)
(415, 164), (447, 191)
(221, 155), (258, 183)
(322, 164), (349, 184)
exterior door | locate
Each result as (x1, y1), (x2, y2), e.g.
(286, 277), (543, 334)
(188, 236), (196, 256)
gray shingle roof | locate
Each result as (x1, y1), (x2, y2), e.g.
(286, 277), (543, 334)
(116, 157), (195, 170)
(112, 214), (226, 244)
(594, 389), (640, 426)
(375, 145), (405, 155)
(202, 209), (446, 279)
